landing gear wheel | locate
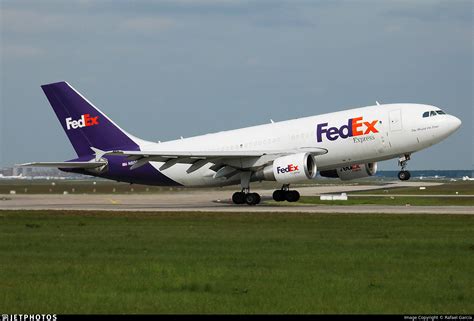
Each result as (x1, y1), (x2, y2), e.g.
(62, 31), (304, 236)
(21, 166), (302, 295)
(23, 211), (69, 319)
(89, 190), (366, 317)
(285, 190), (300, 202)
(272, 190), (286, 202)
(398, 170), (411, 181)
(245, 193), (261, 205)
(232, 192), (246, 204)
(397, 154), (411, 181)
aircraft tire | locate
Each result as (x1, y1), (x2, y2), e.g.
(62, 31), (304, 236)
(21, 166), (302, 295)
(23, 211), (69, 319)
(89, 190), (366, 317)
(273, 190), (286, 202)
(285, 190), (300, 202)
(398, 170), (411, 181)
(232, 192), (246, 204)
(245, 193), (261, 205)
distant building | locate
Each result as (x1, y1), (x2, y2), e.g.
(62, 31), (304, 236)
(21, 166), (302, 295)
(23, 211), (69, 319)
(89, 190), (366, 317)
(1, 167), (13, 176)
(1, 166), (87, 179)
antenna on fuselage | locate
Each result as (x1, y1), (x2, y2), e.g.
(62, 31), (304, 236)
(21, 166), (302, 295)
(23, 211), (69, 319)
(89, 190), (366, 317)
(376, 101), (381, 106)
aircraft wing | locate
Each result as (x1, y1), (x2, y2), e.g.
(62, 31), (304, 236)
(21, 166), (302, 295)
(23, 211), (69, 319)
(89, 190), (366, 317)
(107, 147), (327, 158)
(18, 161), (107, 169)
(100, 147), (328, 172)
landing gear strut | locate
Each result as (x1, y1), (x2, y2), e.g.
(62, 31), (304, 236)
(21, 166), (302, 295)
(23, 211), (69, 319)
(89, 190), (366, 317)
(272, 185), (300, 202)
(398, 154), (411, 181)
(232, 172), (261, 205)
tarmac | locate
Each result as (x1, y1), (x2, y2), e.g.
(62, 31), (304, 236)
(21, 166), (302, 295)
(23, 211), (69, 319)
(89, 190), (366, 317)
(1, 181), (473, 214)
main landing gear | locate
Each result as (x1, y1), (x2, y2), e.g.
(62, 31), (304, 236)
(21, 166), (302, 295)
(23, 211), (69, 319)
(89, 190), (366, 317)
(272, 185), (300, 202)
(398, 154), (411, 181)
(232, 190), (261, 205)
(232, 171), (261, 205)
(231, 173), (301, 206)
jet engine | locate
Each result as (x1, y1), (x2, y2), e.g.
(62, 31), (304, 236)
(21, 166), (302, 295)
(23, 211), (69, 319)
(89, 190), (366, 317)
(254, 152), (317, 184)
(319, 162), (377, 180)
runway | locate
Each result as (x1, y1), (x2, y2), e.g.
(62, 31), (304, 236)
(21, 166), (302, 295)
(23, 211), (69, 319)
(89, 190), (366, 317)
(1, 181), (472, 214)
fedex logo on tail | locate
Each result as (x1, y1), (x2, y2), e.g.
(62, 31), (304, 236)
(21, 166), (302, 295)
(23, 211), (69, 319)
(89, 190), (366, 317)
(277, 164), (299, 174)
(316, 117), (378, 142)
(65, 114), (99, 130)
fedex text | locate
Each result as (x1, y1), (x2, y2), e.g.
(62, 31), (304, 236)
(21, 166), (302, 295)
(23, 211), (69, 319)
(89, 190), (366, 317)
(316, 117), (378, 142)
(66, 114), (99, 130)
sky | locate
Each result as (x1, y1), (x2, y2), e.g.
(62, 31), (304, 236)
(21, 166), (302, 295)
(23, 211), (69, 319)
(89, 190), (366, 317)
(0, 0), (472, 170)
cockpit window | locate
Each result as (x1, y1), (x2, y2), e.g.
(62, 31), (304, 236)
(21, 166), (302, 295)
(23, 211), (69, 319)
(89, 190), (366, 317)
(423, 110), (446, 118)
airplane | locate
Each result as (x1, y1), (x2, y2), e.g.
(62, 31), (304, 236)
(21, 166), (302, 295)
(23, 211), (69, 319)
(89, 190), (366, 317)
(20, 81), (462, 205)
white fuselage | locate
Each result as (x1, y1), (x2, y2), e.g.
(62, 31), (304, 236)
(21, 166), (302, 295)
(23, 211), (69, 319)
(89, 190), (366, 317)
(136, 103), (461, 187)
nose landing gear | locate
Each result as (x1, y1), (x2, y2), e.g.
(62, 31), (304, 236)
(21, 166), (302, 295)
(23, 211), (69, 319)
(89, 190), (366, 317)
(398, 154), (411, 181)
(272, 185), (300, 202)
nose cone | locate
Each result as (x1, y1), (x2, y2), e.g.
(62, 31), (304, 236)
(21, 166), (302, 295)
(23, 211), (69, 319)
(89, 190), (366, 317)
(449, 115), (462, 132)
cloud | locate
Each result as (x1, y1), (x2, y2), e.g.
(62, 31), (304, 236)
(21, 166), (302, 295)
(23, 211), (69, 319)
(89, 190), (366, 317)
(1, 9), (68, 34)
(384, 1), (472, 24)
(1, 7), (176, 36)
(120, 17), (176, 33)
(2, 45), (44, 58)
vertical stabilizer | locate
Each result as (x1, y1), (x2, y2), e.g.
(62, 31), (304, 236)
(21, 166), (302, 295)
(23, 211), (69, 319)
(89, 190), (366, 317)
(41, 81), (143, 156)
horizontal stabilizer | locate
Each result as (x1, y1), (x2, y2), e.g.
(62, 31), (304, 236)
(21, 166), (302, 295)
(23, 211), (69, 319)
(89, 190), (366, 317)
(18, 161), (107, 169)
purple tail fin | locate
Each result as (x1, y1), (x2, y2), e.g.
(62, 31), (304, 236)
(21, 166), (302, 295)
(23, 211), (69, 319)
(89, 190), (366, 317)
(41, 81), (140, 157)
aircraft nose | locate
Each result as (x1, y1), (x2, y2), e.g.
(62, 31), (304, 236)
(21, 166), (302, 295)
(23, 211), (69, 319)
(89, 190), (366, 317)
(449, 115), (462, 132)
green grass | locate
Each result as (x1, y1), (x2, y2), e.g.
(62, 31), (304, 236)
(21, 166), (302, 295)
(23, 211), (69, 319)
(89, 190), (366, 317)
(0, 210), (473, 314)
(0, 180), (186, 194)
(353, 181), (474, 195)
(298, 196), (474, 206)
(0, 178), (378, 195)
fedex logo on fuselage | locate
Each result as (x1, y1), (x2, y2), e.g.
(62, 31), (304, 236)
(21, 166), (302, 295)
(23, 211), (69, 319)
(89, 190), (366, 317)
(277, 164), (299, 174)
(316, 117), (378, 142)
(65, 114), (99, 130)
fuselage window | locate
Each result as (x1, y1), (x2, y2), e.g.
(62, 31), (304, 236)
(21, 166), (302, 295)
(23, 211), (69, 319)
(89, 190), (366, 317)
(422, 111), (429, 118)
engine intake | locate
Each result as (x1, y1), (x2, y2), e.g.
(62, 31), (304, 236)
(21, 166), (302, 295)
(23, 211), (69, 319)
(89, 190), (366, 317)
(320, 162), (377, 180)
(254, 152), (317, 184)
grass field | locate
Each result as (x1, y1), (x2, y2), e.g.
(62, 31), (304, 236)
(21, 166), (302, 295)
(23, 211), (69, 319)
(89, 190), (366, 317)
(1, 210), (473, 314)
(0, 178), (380, 195)
(353, 181), (474, 195)
(298, 196), (474, 206)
